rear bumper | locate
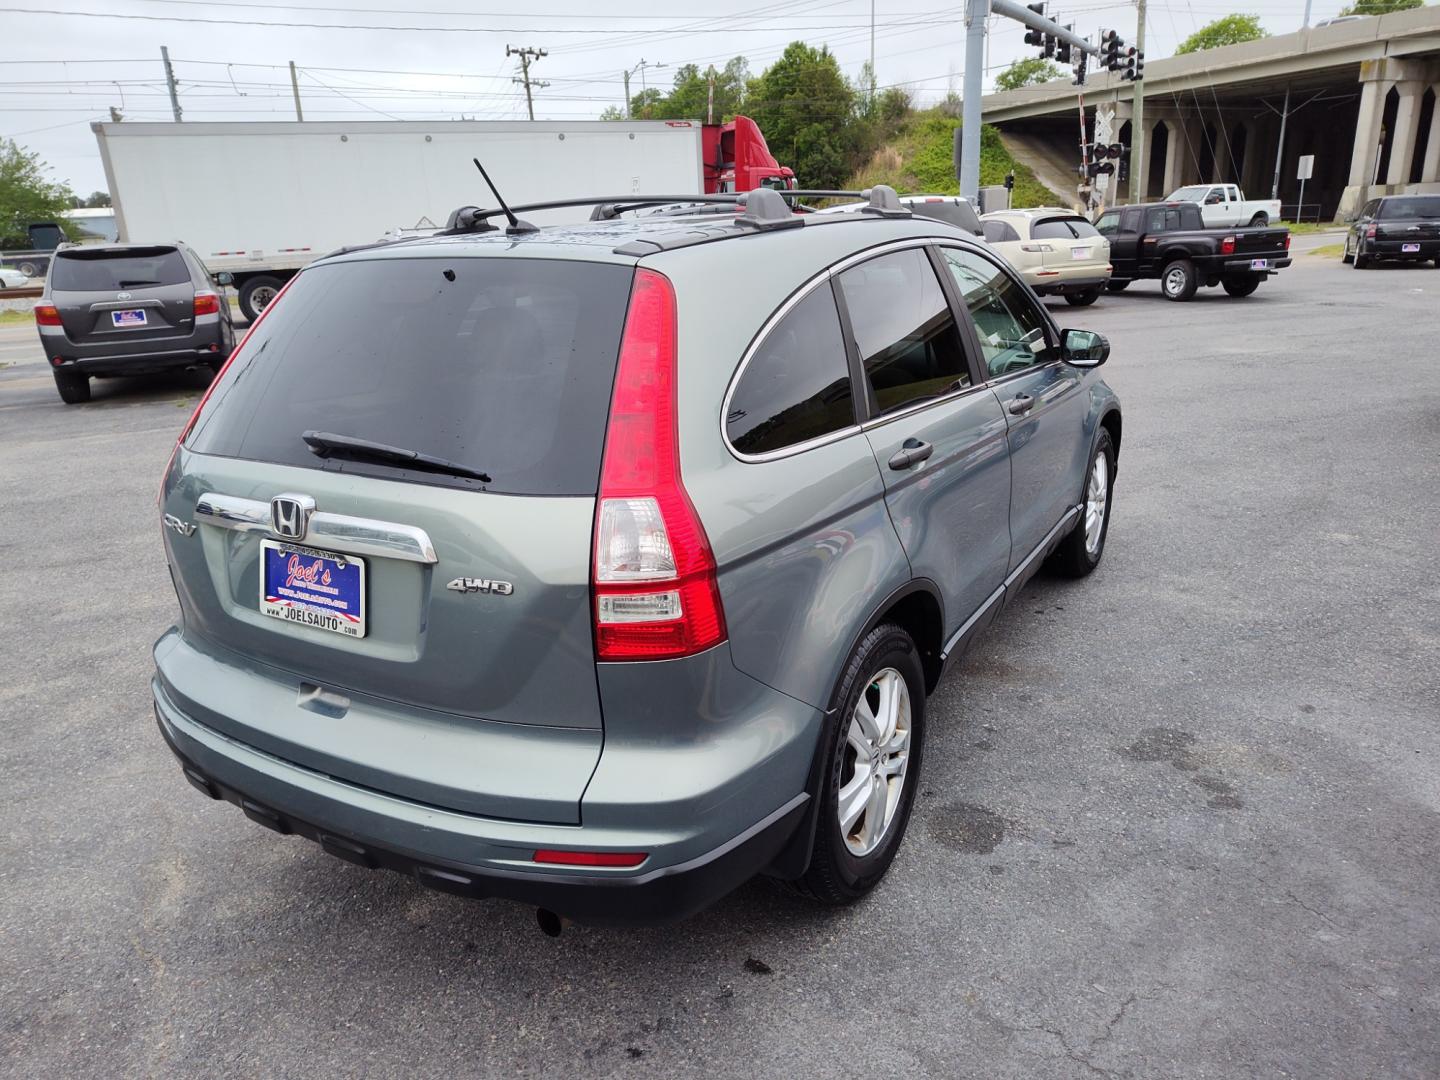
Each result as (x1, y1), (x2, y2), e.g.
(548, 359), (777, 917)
(38, 322), (227, 375)
(1025, 269), (1111, 295)
(1220, 255), (1292, 275)
(154, 698), (807, 925)
(1368, 239), (1439, 258)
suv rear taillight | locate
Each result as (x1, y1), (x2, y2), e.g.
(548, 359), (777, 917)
(34, 303), (61, 326)
(1220, 235), (1236, 255)
(592, 269), (726, 662)
(1365, 224), (1377, 239)
(193, 291), (220, 316)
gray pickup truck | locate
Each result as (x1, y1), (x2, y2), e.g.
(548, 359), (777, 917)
(1094, 201), (1291, 301)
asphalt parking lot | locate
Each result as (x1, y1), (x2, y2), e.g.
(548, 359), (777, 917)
(2, 243), (1438, 1079)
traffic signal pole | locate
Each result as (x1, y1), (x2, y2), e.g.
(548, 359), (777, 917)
(1131, 0), (1147, 200)
(961, 0), (1102, 202)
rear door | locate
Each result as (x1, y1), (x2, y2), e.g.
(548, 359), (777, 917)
(169, 254), (636, 732)
(833, 244), (1011, 630)
(49, 246), (197, 344)
(937, 246), (1088, 570)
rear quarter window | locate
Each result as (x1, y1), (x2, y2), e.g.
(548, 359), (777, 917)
(50, 247), (189, 291)
(187, 256), (634, 496)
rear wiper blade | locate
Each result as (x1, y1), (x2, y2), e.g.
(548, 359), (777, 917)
(301, 430), (491, 483)
(117, 279), (161, 287)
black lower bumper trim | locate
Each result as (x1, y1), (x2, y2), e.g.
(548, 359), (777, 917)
(155, 709), (808, 926)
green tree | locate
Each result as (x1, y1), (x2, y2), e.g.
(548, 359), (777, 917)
(745, 42), (858, 190)
(0, 138), (75, 249)
(995, 57), (1063, 92)
(661, 57), (750, 122)
(69, 190), (111, 209)
(1175, 14), (1267, 54)
(1341, 0), (1423, 14)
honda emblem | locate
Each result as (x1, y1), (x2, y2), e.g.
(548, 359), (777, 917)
(269, 493), (315, 540)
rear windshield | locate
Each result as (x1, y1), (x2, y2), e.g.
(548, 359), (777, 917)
(50, 246), (188, 292)
(908, 201), (982, 235)
(187, 256), (633, 496)
(1379, 196), (1440, 220)
(1032, 217), (1099, 240)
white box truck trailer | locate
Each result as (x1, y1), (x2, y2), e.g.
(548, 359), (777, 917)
(92, 120), (708, 320)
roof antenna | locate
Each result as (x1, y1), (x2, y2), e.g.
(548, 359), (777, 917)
(472, 158), (538, 234)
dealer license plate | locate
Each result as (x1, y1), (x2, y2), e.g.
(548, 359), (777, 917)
(1402, 243), (1421, 253)
(112, 308), (147, 328)
(260, 540), (366, 638)
(1250, 259), (1269, 271)
(1071, 247), (1091, 259)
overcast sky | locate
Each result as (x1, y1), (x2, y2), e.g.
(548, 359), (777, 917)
(4, 1), (1359, 195)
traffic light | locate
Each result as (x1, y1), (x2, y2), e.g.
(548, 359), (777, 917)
(1100, 29), (1122, 72)
(1023, 3), (1046, 49)
(1087, 160), (1115, 178)
(1056, 25), (1073, 64)
(1072, 50), (1088, 87)
(1043, 33), (1056, 59)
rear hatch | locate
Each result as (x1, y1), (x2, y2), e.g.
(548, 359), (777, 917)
(1031, 215), (1108, 269)
(1377, 196), (1440, 242)
(49, 246), (196, 344)
(162, 252), (635, 813)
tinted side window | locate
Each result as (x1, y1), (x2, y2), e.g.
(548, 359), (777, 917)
(1095, 212), (1119, 237)
(983, 219), (1021, 243)
(1120, 210), (1142, 232)
(940, 248), (1054, 379)
(836, 248), (971, 416)
(727, 285), (855, 456)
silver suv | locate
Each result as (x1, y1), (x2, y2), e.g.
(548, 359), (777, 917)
(153, 187), (1121, 928)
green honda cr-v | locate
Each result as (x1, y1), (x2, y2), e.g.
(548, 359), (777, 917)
(153, 187), (1121, 929)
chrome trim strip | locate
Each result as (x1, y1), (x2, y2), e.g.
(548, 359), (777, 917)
(195, 493), (438, 564)
(1004, 505), (1080, 590)
(939, 584), (1005, 661)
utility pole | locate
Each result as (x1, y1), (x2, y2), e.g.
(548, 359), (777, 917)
(622, 59), (665, 120)
(960, 0), (987, 201)
(161, 46), (182, 123)
(870, 0), (876, 103)
(1130, 0), (1147, 200)
(507, 46), (549, 121)
(1302, 0), (1314, 28)
(289, 60), (304, 121)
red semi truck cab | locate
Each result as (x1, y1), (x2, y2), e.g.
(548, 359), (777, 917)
(699, 116), (797, 193)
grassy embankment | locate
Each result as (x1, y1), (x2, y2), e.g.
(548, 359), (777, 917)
(845, 110), (1063, 207)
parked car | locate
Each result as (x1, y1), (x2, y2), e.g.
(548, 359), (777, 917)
(35, 241), (236, 404)
(0, 266), (32, 288)
(1164, 184), (1282, 228)
(819, 193), (983, 235)
(979, 208), (1112, 306)
(1344, 194), (1440, 268)
(1094, 201), (1291, 301)
(153, 186), (1121, 928)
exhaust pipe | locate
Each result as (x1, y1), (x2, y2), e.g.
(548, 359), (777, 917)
(536, 908), (568, 937)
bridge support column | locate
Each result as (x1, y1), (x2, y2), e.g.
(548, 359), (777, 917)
(1347, 75), (1386, 189)
(1423, 85), (1440, 183)
(1161, 119), (1184, 195)
(1386, 81), (1427, 185)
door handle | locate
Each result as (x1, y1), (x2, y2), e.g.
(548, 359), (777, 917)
(1007, 394), (1036, 416)
(887, 438), (934, 470)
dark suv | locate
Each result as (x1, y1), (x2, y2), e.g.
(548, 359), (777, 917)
(153, 187), (1121, 928)
(1345, 195), (1440, 268)
(36, 241), (235, 404)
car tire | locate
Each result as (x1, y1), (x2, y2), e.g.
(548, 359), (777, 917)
(1342, 239), (1354, 265)
(1105, 280), (1130, 293)
(1064, 288), (1101, 307)
(784, 623), (926, 906)
(1161, 259), (1198, 301)
(1221, 276), (1261, 297)
(1248, 213), (1268, 227)
(1048, 427), (1115, 579)
(1354, 243), (1371, 270)
(238, 275), (284, 323)
(53, 369), (90, 404)
(18, 260), (39, 278)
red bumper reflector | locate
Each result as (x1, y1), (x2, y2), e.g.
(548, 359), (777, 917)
(532, 850), (648, 868)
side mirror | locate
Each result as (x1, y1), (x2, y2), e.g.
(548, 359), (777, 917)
(1061, 328), (1109, 368)
(215, 271), (234, 286)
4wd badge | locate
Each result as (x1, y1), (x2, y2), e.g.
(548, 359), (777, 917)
(446, 577), (514, 596)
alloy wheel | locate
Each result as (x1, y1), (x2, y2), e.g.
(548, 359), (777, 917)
(838, 668), (912, 857)
(1084, 452), (1109, 555)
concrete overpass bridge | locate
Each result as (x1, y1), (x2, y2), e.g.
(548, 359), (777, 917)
(982, 5), (1440, 220)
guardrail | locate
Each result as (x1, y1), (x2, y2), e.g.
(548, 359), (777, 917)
(1280, 203), (1327, 225)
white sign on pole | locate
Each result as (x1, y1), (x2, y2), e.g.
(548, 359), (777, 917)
(1297, 154), (1315, 181)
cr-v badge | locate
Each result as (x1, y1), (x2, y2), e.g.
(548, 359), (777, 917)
(446, 577), (514, 596)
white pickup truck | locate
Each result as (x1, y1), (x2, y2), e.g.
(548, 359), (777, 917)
(1165, 184), (1282, 228)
